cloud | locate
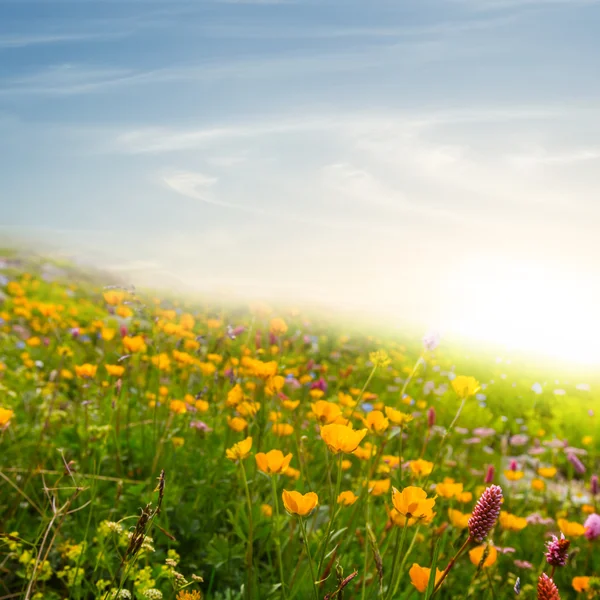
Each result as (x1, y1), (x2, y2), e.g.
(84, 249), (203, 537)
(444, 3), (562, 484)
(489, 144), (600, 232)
(507, 148), (600, 167)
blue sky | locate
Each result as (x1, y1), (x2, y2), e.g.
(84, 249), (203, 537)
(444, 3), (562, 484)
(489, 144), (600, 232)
(1, 0), (600, 361)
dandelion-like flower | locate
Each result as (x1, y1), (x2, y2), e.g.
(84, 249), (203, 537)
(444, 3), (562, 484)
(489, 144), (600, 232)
(468, 485), (503, 542)
(545, 533), (570, 567)
(537, 573), (561, 600)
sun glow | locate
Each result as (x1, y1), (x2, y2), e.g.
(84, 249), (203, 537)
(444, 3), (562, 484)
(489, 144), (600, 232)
(440, 257), (600, 365)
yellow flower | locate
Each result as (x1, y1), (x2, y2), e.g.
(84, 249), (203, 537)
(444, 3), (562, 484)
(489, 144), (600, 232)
(169, 400), (187, 415)
(538, 466), (557, 478)
(572, 577), (590, 593)
(353, 442), (378, 460)
(227, 384), (245, 407)
(171, 437), (185, 449)
(228, 416), (248, 432)
(269, 317), (288, 336)
(282, 399), (300, 411)
(368, 479), (391, 496)
(369, 350), (391, 368)
(207, 318), (222, 329)
(61, 369), (73, 380)
(176, 591), (202, 600)
(105, 364), (125, 377)
(581, 435), (593, 446)
(151, 353), (171, 371)
(282, 490), (318, 516)
(499, 511), (528, 531)
(469, 544), (497, 568)
(391, 486), (436, 520)
(341, 459), (352, 470)
(284, 467), (301, 480)
(320, 423), (368, 454)
(226, 436), (253, 461)
(311, 400), (342, 425)
(195, 400), (209, 413)
(237, 401), (261, 418)
(309, 389), (325, 400)
(75, 364), (97, 379)
(337, 491), (359, 506)
(409, 563), (443, 593)
(557, 518), (586, 538)
(362, 410), (389, 434)
(116, 305), (133, 318)
(103, 290), (125, 305)
(504, 470), (524, 481)
(582, 504), (595, 514)
(436, 482), (463, 499)
(255, 449), (293, 475)
(385, 406), (414, 426)
(338, 392), (357, 408)
(122, 335), (147, 354)
(261, 504), (273, 518)
(26, 336), (41, 347)
(531, 479), (545, 492)
(0, 407), (15, 427)
(448, 509), (471, 529)
(451, 376), (481, 399)
(159, 385), (169, 397)
(265, 375), (285, 396)
(272, 423), (294, 436)
(409, 459), (434, 477)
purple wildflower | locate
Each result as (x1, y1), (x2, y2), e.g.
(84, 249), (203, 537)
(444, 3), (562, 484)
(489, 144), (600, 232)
(545, 533), (570, 567)
(584, 513), (600, 541)
(567, 453), (586, 475)
(514, 560), (533, 569)
(468, 484), (503, 542)
(591, 474), (599, 496)
(422, 331), (441, 352)
(485, 465), (495, 483)
(427, 407), (436, 428)
(190, 421), (212, 432)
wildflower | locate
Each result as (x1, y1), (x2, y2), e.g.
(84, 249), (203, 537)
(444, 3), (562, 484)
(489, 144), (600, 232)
(284, 466), (300, 480)
(369, 350), (391, 368)
(556, 519), (586, 538)
(103, 290), (125, 305)
(457, 491), (473, 503)
(123, 335), (147, 354)
(448, 509), (471, 529)
(368, 479), (391, 496)
(311, 400), (342, 425)
(171, 437), (185, 449)
(568, 453), (586, 475)
(538, 467), (557, 478)
(269, 317), (288, 336)
(469, 544), (497, 568)
(391, 486), (436, 521)
(255, 449), (293, 475)
(195, 400), (209, 413)
(526, 474), (546, 490)
(409, 459), (434, 477)
(320, 423), (367, 454)
(451, 375), (481, 399)
(436, 481), (463, 499)
(143, 590), (163, 600)
(74, 363), (97, 379)
(468, 485), (503, 542)
(583, 513), (600, 540)
(362, 410), (389, 434)
(537, 573), (560, 600)
(0, 407), (15, 428)
(384, 406), (413, 426)
(272, 423), (294, 436)
(176, 591), (202, 600)
(545, 533), (570, 567)
(499, 512), (528, 531)
(504, 469), (524, 481)
(337, 491), (358, 506)
(225, 436), (253, 462)
(151, 353), (171, 371)
(261, 504), (273, 518)
(422, 331), (441, 352)
(409, 563), (443, 593)
(227, 416), (248, 432)
(105, 364), (125, 377)
(281, 490), (318, 516)
(169, 400), (187, 415)
(226, 384), (244, 407)
(591, 475), (599, 495)
(572, 577), (590, 593)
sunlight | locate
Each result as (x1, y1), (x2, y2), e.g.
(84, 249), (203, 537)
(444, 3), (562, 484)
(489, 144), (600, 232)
(441, 256), (600, 365)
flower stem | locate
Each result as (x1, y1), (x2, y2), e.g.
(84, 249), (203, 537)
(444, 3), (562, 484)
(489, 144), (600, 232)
(240, 461), (255, 600)
(432, 536), (471, 595)
(317, 453), (343, 579)
(298, 517), (319, 600)
(388, 522), (410, 599)
(271, 476), (288, 600)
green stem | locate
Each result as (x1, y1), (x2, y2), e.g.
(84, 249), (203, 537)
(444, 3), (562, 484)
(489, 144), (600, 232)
(361, 492), (371, 599)
(388, 521), (410, 599)
(317, 454), (343, 579)
(298, 517), (319, 600)
(431, 536), (471, 596)
(271, 476), (288, 600)
(240, 461), (255, 600)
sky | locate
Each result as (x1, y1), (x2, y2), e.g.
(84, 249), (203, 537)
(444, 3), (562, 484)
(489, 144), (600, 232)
(1, 0), (600, 363)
